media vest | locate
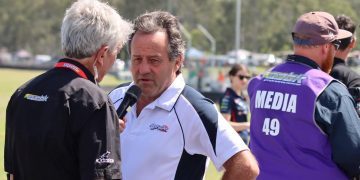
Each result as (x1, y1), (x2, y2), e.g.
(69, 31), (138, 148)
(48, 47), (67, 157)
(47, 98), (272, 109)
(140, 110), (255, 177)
(248, 61), (347, 179)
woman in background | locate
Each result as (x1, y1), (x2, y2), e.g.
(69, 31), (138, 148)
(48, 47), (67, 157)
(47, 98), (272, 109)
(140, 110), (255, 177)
(219, 64), (251, 144)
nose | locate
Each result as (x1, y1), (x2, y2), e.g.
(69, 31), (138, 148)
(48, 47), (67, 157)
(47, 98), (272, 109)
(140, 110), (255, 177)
(137, 61), (151, 74)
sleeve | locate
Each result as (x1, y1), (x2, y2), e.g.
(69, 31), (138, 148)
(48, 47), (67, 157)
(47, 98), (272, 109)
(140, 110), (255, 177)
(4, 92), (17, 174)
(211, 111), (249, 170)
(183, 102), (248, 171)
(70, 97), (121, 180)
(219, 92), (232, 114)
(315, 82), (360, 178)
(347, 70), (360, 88)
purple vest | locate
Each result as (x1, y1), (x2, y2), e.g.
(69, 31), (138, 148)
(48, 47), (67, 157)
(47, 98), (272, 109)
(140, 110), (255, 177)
(248, 61), (347, 180)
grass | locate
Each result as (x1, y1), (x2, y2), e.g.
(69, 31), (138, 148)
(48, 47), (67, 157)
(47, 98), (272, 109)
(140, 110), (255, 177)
(0, 68), (44, 179)
(0, 68), (224, 179)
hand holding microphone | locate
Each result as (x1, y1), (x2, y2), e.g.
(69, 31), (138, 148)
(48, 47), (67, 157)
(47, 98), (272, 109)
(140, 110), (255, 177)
(116, 84), (142, 119)
(116, 85), (141, 132)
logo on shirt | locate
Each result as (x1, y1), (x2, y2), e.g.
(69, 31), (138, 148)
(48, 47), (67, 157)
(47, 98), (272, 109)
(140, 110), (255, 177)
(24, 93), (48, 102)
(150, 123), (169, 132)
(262, 71), (307, 85)
(62, 62), (81, 73)
(220, 95), (230, 110)
(235, 98), (248, 113)
(95, 151), (114, 165)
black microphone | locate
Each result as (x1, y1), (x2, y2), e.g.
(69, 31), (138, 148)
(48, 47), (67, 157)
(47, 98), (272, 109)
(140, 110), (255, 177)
(116, 85), (142, 119)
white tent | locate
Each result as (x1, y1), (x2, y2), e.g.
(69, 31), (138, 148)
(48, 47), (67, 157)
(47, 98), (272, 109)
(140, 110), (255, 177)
(186, 47), (205, 59)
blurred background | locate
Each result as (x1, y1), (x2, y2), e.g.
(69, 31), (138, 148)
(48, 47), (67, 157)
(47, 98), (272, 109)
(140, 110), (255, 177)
(1, 0), (360, 93)
(1, 0), (360, 179)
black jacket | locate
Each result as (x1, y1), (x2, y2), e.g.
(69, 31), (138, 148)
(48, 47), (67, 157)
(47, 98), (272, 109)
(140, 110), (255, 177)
(5, 58), (121, 180)
(330, 57), (360, 88)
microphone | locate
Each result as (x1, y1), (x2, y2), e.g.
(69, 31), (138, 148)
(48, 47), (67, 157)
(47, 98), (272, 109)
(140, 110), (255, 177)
(116, 85), (142, 119)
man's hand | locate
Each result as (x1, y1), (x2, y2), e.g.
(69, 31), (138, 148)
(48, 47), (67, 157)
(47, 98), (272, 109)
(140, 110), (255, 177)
(7, 174), (13, 180)
(119, 118), (126, 132)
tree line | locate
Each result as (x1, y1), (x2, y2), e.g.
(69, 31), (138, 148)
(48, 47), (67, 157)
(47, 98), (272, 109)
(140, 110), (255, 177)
(0, 0), (359, 56)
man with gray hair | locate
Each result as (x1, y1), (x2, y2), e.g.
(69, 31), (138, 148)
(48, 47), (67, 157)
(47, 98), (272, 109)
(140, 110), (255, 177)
(248, 11), (360, 179)
(109, 11), (259, 180)
(5, 0), (133, 179)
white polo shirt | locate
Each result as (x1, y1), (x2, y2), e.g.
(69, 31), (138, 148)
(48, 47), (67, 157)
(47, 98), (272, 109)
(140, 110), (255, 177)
(109, 74), (248, 180)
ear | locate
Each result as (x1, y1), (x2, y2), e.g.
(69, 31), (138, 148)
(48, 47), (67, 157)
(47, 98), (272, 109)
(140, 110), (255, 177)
(349, 38), (357, 49)
(175, 54), (184, 71)
(94, 45), (109, 66)
(229, 75), (234, 81)
(321, 44), (330, 55)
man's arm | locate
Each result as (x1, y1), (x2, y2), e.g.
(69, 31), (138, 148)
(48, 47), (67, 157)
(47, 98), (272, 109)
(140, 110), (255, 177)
(5, 92), (18, 177)
(315, 82), (360, 178)
(222, 150), (259, 180)
(71, 98), (121, 179)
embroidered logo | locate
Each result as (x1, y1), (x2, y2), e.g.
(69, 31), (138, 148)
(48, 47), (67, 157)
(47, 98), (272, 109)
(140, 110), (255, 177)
(63, 62), (81, 73)
(328, 31), (335, 39)
(95, 151), (114, 164)
(150, 123), (169, 132)
(262, 71), (307, 86)
(24, 93), (48, 102)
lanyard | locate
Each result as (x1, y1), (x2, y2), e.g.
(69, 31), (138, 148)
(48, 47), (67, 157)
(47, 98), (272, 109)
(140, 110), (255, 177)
(54, 62), (88, 80)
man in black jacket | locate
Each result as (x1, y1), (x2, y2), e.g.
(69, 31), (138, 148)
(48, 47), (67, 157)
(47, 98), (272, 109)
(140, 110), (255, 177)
(330, 15), (360, 117)
(330, 15), (360, 88)
(4, 1), (133, 179)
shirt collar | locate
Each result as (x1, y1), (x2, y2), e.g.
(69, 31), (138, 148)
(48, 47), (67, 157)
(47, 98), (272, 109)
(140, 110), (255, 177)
(57, 58), (96, 84)
(286, 54), (320, 69)
(333, 57), (345, 67)
(226, 87), (245, 99)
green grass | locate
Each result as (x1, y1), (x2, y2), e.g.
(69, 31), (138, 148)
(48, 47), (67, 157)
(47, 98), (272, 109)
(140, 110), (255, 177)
(0, 68), (224, 179)
(0, 68), (44, 179)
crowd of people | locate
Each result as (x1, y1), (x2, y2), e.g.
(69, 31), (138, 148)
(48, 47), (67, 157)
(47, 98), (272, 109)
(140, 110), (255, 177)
(4, 0), (360, 180)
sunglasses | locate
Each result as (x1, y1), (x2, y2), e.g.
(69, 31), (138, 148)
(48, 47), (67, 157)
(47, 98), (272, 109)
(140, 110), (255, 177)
(331, 39), (341, 50)
(238, 75), (251, 80)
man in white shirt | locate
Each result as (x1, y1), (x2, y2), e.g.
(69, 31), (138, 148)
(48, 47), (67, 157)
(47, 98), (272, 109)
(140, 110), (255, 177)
(109, 11), (259, 180)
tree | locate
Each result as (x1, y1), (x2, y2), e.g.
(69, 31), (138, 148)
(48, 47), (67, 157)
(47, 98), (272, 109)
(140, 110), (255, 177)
(1, 0), (359, 55)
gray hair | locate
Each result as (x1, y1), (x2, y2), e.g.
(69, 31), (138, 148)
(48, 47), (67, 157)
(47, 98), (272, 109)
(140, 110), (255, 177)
(129, 11), (185, 61)
(61, 0), (133, 59)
